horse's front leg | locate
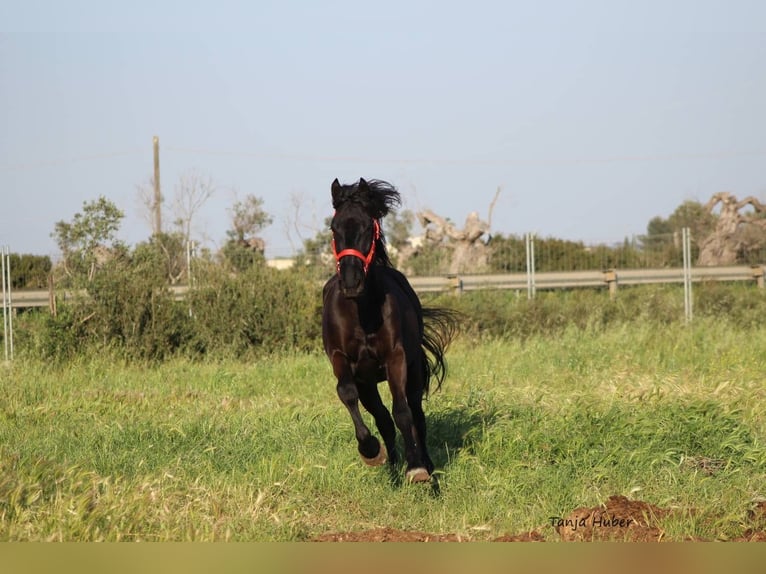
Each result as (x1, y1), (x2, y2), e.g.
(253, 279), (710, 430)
(331, 351), (386, 465)
(357, 382), (398, 467)
(387, 346), (431, 483)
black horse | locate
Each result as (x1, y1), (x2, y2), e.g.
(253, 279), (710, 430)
(322, 178), (458, 483)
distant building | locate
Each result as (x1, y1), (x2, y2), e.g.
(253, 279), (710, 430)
(266, 258), (296, 271)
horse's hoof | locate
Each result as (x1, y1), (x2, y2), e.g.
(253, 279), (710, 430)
(405, 467), (430, 483)
(361, 443), (387, 467)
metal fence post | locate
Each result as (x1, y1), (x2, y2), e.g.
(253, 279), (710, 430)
(1, 246), (12, 361)
(682, 228), (693, 324)
(7, 248), (12, 360)
(186, 240), (195, 318)
(526, 233), (536, 299)
(1, 246), (7, 361)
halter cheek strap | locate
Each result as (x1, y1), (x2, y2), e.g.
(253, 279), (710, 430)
(332, 219), (380, 274)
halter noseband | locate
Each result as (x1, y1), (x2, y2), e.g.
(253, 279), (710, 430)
(331, 218), (381, 275)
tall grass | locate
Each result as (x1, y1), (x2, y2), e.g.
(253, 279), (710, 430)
(2, 318), (765, 541)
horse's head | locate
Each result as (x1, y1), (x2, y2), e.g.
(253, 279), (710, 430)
(330, 178), (399, 298)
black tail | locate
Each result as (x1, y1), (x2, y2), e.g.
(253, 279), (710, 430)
(421, 307), (461, 395)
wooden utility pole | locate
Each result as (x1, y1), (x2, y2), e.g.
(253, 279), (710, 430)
(153, 135), (162, 236)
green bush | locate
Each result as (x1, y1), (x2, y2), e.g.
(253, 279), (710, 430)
(18, 251), (192, 362)
(426, 282), (766, 340)
(15, 261), (324, 362)
(185, 262), (323, 357)
(8, 254), (52, 289)
(10, 248), (766, 362)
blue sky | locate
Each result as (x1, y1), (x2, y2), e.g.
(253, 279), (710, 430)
(2, 0), (765, 258)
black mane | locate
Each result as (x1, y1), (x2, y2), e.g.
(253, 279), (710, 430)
(331, 178), (401, 218)
(331, 178), (401, 268)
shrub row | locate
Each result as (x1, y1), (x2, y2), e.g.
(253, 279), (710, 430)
(15, 261), (323, 362)
(425, 281), (766, 339)
(10, 267), (766, 362)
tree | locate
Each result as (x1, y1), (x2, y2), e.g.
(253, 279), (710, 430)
(645, 215), (673, 238)
(385, 209), (416, 250)
(136, 176), (162, 234)
(7, 254), (52, 289)
(378, 208), (417, 269)
(227, 194), (273, 243)
(134, 232), (189, 285)
(52, 196), (125, 282)
(410, 209), (492, 275)
(283, 192), (321, 254)
(395, 188), (501, 275)
(641, 200), (716, 267)
(137, 170), (216, 244)
(293, 216), (334, 277)
(137, 170), (218, 283)
(644, 201), (714, 242)
(171, 170), (216, 244)
(222, 194), (273, 271)
(697, 192), (766, 265)
(667, 201), (716, 238)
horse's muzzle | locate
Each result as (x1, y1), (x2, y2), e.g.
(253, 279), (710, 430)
(340, 280), (365, 299)
(338, 263), (366, 298)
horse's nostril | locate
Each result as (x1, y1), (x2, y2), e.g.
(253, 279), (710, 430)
(341, 279), (364, 298)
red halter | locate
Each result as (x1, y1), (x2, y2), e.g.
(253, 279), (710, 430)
(332, 218), (381, 275)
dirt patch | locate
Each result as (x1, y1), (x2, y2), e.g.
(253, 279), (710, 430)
(492, 531), (546, 542)
(733, 501), (766, 542)
(552, 495), (671, 542)
(312, 527), (466, 542)
(312, 495), (766, 542)
(313, 527), (546, 542)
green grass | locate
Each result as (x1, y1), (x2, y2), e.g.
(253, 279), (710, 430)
(2, 319), (766, 541)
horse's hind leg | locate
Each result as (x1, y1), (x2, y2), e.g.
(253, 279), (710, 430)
(387, 348), (431, 483)
(358, 383), (398, 467)
(407, 372), (433, 475)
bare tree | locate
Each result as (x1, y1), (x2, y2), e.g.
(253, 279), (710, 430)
(172, 170), (216, 243)
(487, 186), (502, 230)
(135, 171), (216, 283)
(417, 209), (492, 274)
(697, 192), (766, 266)
(136, 177), (160, 233)
(283, 192), (319, 253)
(136, 170), (215, 243)
(391, 188), (500, 275)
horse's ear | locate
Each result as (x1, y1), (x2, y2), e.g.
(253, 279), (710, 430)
(358, 178), (368, 191)
(331, 178), (342, 203)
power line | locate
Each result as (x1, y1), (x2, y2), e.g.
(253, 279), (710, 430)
(163, 146), (766, 167)
(0, 149), (145, 171)
(2, 145), (764, 172)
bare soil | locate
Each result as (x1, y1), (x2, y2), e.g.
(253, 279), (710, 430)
(733, 501), (766, 542)
(312, 495), (766, 542)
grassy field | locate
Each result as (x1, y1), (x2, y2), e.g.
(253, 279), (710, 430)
(1, 318), (765, 541)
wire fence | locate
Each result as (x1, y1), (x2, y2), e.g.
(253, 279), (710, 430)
(4, 230), (766, 360)
(290, 231), (766, 279)
(6, 231), (766, 295)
